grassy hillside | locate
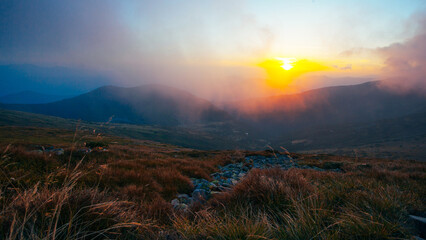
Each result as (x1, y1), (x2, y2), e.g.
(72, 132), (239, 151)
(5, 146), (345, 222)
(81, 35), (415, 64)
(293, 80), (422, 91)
(3, 84), (231, 125)
(0, 127), (425, 239)
(1, 107), (426, 162)
(229, 81), (426, 137)
(0, 108), (255, 150)
(274, 111), (426, 161)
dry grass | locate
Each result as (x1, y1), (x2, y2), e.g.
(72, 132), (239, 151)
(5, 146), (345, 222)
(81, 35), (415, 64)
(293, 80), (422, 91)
(0, 152), (155, 239)
(211, 168), (314, 210)
(175, 166), (423, 239)
(1, 141), (425, 239)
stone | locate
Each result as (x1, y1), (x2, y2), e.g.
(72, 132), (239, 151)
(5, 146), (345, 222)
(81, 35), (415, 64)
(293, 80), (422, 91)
(192, 189), (209, 202)
(409, 215), (426, 238)
(55, 148), (64, 155)
(29, 150), (43, 154)
(176, 194), (192, 204)
(356, 163), (372, 170)
(173, 154), (347, 209)
(171, 198), (179, 207)
(176, 203), (188, 211)
(177, 194), (189, 199)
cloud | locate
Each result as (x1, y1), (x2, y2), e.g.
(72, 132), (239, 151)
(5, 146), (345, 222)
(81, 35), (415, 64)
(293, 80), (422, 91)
(0, 1), (131, 64)
(332, 64), (352, 70)
(0, 0), (278, 101)
(376, 16), (426, 93)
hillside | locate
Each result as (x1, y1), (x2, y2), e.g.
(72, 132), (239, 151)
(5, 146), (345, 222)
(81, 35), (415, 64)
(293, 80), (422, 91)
(3, 84), (231, 126)
(228, 81), (426, 137)
(0, 128), (425, 239)
(0, 108), (255, 150)
(1, 81), (426, 160)
(272, 111), (426, 161)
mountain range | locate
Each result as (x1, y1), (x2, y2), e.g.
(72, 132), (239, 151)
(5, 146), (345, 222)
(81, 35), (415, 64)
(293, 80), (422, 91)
(1, 80), (425, 160)
(227, 81), (426, 137)
(2, 84), (230, 126)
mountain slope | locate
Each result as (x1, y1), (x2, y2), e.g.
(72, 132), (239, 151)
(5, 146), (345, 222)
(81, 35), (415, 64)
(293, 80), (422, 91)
(3, 84), (230, 126)
(228, 81), (426, 137)
(0, 108), (256, 149)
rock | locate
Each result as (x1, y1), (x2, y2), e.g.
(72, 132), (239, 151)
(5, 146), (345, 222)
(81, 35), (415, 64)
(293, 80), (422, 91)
(79, 148), (92, 153)
(223, 172), (232, 178)
(55, 148), (64, 155)
(176, 203), (188, 211)
(224, 178), (233, 186)
(410, 215), (426, 238)
(195, 182), (211, 191)
(192, 189), (209, 203)
(43, 147), (65, 155)
(177, 194), (189, 199)
(177, 194), (192, 204)
(171, 198), (179, 208)
(356, 163), (372, 170)
(174, 154), (345, 208)
(29, 150), (43, 154)
(209, 183), (217, 190)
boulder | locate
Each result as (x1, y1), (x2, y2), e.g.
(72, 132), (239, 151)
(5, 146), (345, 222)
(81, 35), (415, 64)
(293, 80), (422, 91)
(192, 189), (209, 203)
(410, 215), (426, 238)
(171, 198), (179, 208)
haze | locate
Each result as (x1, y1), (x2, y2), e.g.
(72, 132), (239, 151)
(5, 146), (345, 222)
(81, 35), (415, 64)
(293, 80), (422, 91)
(1, 0), (425, 100)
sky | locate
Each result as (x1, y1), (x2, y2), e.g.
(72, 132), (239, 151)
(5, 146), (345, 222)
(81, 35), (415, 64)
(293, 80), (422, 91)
(0, 0), (425, 101)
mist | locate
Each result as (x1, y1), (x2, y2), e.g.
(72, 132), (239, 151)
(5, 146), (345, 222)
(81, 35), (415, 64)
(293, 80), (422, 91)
(0, 0), (273, 101)
(2, 1), (424, 102)
(377, 16), (426, 94)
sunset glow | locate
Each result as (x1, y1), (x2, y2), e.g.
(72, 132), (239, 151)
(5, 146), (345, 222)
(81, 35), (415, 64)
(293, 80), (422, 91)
(0, 0), (424, 100)
(276, 57), (297, 70)
(1, 2), (425, 237)
(259, 58), (329, 89)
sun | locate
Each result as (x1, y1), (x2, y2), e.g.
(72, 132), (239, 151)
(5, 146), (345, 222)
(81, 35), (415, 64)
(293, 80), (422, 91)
(258, 57), (329, 89)
(275, 57), (297, 70)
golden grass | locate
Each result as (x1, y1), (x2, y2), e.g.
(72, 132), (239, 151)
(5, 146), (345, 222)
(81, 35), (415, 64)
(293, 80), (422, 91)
(1, 143), (425, 239)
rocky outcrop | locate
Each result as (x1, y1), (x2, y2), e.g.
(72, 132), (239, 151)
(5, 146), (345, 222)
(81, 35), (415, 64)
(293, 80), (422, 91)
(171, 154), (341, 210)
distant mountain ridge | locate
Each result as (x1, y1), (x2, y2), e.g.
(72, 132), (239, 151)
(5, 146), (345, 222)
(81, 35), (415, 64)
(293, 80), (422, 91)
(2, 84), (230, 126)
(227, 81), (426, 137)
(2, 81), (426, 142)
(0, 91), (70, 104)
(1, 80), (426, 161)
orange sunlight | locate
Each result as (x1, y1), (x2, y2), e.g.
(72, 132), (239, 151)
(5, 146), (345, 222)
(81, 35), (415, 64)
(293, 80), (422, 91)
(259, 58), (329, 89)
